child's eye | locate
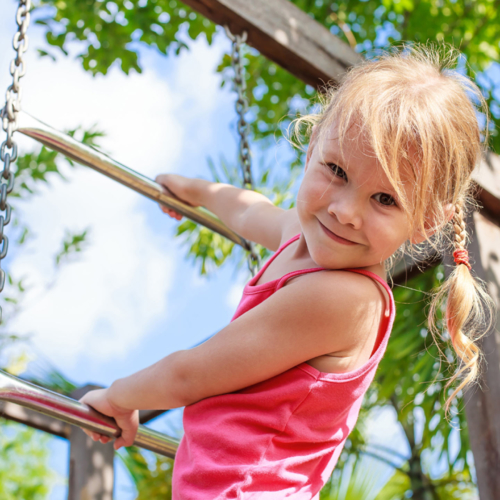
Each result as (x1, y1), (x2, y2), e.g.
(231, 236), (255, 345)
(327, 163), (347, 181)
(374, 193), (396, 207)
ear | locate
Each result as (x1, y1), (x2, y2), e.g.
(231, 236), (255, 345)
(305, 126), (319, 171)
(410, 203), (455, 245)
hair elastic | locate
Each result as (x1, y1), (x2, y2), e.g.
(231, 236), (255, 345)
(453, 249), (471, 270)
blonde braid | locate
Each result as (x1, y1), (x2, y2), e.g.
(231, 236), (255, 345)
(429, 200), (493, 415)
(453, 201), (467, 254)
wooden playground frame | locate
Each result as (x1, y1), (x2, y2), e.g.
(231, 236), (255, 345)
(1, 1), (499, 498)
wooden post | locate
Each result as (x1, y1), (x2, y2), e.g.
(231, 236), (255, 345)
(68, 385), (114, 500)
(443, 209), (500, 500)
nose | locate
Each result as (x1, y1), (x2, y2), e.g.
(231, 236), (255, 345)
(327, 193), (363, 230)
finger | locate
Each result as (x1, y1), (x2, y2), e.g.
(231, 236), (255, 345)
(83, 430), (100, 441)
(168, 210), (182, 219)
(113, 414), (139, 450)
(83, 430), (111, 445)
(82, 429), (93, 439)
(113, 427), (136, 450)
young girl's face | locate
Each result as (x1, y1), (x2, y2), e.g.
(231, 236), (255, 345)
(297, 123), (416, 272)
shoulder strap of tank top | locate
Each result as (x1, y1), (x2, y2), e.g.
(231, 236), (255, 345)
(254, 233), (301, 280)
(344, 269), (394, 301)
(343, 268), (395, 323)
(277, 233), (301, 253)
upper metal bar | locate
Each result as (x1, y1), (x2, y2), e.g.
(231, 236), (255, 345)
(0, 370), (179, 458)
(16, 111), (251, 251)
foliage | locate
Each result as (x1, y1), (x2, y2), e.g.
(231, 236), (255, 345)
(34, 0), (500, 149)
(359, 265), (476, 499)
(54, 228), (90, 266)
(35, 0), (216, 75)
(0, 419), (57, 500)
(176, 156), (299, 274)
(320, 455), (390, 500)
(118, 446), (174, 498)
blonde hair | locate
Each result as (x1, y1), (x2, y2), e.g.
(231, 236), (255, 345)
(292, 43), (495, 415)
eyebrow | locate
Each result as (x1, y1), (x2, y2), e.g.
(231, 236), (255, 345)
(323, 151), (397, 194)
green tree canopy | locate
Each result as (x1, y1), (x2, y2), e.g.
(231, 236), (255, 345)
(35, 0), (500, 149)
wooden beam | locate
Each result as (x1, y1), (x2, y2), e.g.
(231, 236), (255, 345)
(181, 0), (362, 88)
(474, 152), (500, 225)
(0, 401), (70, 439)
(181, 1), (500, 218)
(139, 409), (167, 424)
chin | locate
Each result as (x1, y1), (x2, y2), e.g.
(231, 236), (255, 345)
(309, 246), (348, 270)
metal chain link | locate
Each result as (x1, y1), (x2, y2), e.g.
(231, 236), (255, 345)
(0, 0), (31, 322)
(225, 25), (261, 276)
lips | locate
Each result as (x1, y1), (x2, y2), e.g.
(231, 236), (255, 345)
(319, 220), (359, 246)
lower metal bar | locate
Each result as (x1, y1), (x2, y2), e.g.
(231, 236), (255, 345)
(16, 111), (251, 251)
(0, 370), (179, 458)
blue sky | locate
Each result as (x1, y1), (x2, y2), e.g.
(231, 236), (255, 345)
(0, 3), (262, 496)
(0, 2), (466, 499)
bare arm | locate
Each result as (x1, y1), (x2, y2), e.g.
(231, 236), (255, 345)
(155, 174), (287, 250)
(80, 271), (383, 448)
(107, 271), (383, 410)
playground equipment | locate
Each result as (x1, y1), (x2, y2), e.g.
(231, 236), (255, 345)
(0, 370), (179, 458)
(1, 1), (500, 498)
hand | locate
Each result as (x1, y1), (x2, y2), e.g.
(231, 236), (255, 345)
(79, 388), (139, 450)
(155, 173), (199, 220)
(160, 204), (183, 221)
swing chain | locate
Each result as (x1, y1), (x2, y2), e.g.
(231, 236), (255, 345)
(0, 0), (32, 321)
(225, 26), (261, 277)
(225, 27), (253, 190)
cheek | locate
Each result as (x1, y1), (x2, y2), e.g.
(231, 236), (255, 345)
(300, 173), (334, 207)
(368, 213), (410, 250)
(297, 175), (323, 213)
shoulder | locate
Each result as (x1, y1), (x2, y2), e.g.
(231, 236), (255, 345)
(288, 269), (385, 306)
(282, 270), (387, 349)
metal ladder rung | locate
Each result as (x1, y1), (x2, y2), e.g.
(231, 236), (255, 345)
(16, 111), (251, 251)
(0, 370), (179, 458)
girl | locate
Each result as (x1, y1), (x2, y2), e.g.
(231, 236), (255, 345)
(80, 45), (492, 499)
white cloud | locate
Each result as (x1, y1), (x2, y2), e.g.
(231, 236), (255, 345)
(0, 14), (221, 368)
(226, 283), (245, 310)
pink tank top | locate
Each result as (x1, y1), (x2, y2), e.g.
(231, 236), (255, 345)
(173, 234), (395, 499)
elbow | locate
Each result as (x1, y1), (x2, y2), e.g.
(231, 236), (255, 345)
(168, 350), (202, 407)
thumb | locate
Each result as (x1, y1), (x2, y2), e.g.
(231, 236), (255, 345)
(113, 411), (139, 450)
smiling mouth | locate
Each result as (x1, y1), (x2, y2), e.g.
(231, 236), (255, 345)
(319, 220), (360, 246)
